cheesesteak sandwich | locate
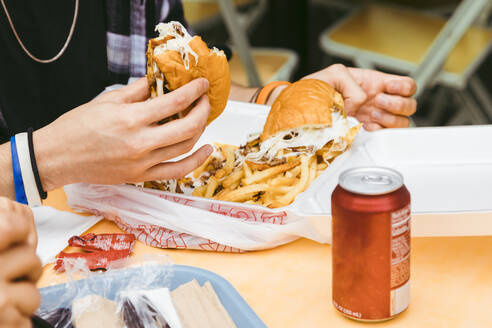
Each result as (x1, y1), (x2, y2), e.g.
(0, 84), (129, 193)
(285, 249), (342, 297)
(146, 21), (231, 124)
(141, 79), (361, 208)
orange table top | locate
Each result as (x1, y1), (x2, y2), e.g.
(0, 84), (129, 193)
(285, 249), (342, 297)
(39, 188), (492, 327)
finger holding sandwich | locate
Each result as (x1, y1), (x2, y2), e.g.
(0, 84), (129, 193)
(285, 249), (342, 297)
(33, 76), (213, 190)
(302, 65), (417, 130)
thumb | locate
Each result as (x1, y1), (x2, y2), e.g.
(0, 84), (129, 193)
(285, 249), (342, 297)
(325, 64), (367, 115)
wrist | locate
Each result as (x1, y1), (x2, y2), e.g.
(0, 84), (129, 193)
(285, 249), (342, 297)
(265, 84), (288, 106)
(33, 126), (69, 192)
(256, 81), (291, 105)
(248, 87), (262, 103)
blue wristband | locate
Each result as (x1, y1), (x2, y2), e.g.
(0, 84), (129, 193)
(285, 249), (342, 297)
(10, 136), (28, 204)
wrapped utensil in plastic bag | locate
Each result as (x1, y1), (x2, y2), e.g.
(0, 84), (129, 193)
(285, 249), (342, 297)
(37, 255), (178, 328)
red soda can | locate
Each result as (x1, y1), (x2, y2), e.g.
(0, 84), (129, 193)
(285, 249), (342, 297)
(331, 167), (411, 321)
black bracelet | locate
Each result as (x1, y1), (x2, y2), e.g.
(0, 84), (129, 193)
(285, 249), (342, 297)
(249, 87), (263, 103)
(27, 128), (48, 199)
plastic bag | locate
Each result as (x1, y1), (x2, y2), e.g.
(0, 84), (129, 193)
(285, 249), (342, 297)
(64, 183), (330, 252)
(37, 255), (177, 328)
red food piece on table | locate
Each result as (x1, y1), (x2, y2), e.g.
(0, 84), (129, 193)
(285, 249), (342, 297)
(54, 248), (132, 272)
(68, 233), (136, 252)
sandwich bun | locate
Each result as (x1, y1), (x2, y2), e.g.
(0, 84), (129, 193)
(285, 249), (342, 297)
(260, 79), (344, 141)
(147, 22), (231, 124)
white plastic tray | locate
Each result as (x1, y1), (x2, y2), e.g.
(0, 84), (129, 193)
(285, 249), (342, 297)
(297, 125), (492, 215)
(200, 102), (492, 215)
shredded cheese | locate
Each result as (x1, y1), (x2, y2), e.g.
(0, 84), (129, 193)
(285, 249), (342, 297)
(246, 112), (353, 163)
(154, 21), (198, 69)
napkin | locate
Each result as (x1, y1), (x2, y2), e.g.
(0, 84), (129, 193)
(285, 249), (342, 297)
(33, 206), (102, 265)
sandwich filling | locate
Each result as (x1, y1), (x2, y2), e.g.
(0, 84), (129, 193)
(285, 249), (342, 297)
(146, 21), (197, 120)
(153, 22), (198, 70)
(147, 21), (227, 113)
(244, 111), (353, 164)
(148, 21), (198, 100)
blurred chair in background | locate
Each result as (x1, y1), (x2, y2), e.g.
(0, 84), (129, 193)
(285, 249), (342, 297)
(183, 0), (298, 87)
(319, 0), (492, 126)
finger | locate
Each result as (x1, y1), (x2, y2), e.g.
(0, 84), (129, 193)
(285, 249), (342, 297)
(0, 245), (42, 282)
(118, 77), (151, 103)
(348, 67), (417, 97)
(149, 94), (210, 148)
(370, 109), (410, 128)
(0, 199), (31, 251)
(146, 130), (203, 167)
(352, 113), (371, 125)
(7, 282), (41, 316)
(375, 94), (417, 116)
(24, 209), (37, 249)
(0, 306), (29, 327)
(136, 78), (209, 123)
(363, 122), (384, 131)
(352, 105), (384, 126)
(383, 76), (417, 97)
(143, 145), (213, 181)
(325, 64), (367, 115)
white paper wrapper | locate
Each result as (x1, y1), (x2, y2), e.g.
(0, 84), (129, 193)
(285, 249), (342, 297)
(65, 183), (330, 251)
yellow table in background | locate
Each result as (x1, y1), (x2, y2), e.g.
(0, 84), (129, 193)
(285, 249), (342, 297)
(39, 189), (492, 328)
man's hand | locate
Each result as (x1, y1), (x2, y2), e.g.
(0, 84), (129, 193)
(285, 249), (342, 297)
(0, 198), (42, 327)
(34, 78), (213, 191)
(302, 64), (417, 131)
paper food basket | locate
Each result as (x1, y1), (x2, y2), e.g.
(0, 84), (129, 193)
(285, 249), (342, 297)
(65, 101), (492, 252)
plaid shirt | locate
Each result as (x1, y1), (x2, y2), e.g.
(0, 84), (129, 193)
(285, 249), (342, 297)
(0, 0), (188, 140)
(106, 0), (189, 84)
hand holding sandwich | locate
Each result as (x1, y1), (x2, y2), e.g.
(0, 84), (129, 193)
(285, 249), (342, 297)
(0, 197), (41, 327)
(34, 77), (213, 191)
(302, 65), (417, 130)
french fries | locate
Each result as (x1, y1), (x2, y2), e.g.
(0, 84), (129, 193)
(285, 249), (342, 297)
(144, 124), (361, 208)
(149, 149), (337, 208)
(192, 185), (207, 197)
(243, 161), (252, 179)
(193, 155), (214, 178)
(245, 160), (271, 171)
(222, 169), (244, 189)
(205, 176), (219, 198)
(242, 160), (300, 185)
(268, 176), (297, 187)
(308, 157), (317, 187)
(215, 184), (269, 202)
(222, 145), (236, 175)
(273, 155), (310, 207)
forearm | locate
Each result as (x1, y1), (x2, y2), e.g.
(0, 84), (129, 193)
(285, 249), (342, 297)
(228, 82), (259, 103)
